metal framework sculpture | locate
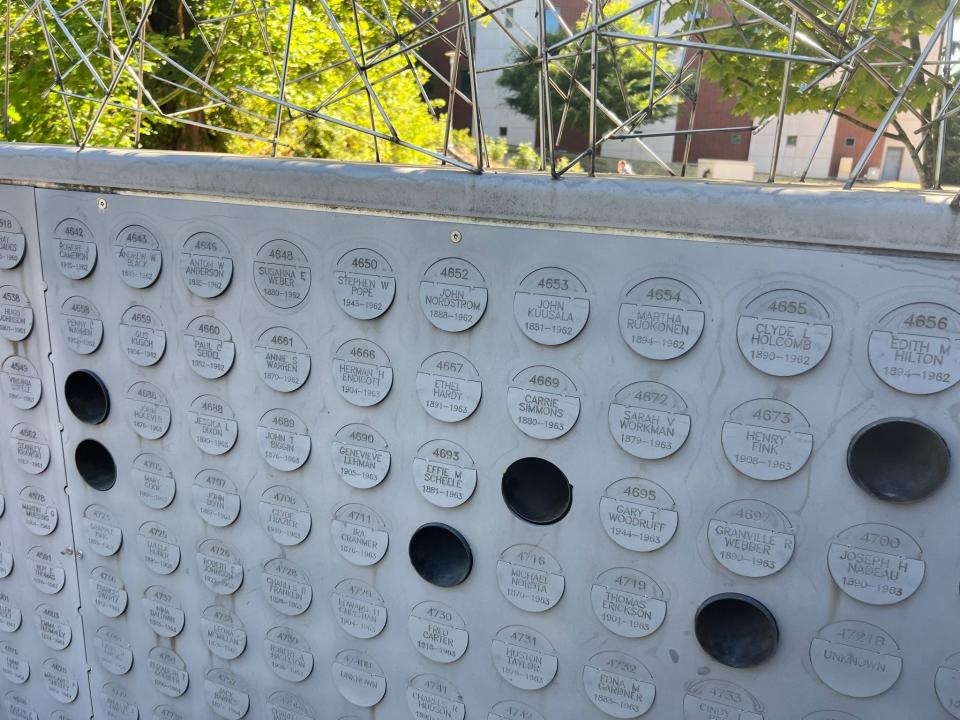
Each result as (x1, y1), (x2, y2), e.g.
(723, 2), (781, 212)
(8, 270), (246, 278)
(1, 0), (959, 192)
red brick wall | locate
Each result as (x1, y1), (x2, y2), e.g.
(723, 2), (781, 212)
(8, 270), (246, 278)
(829, 115), (886, 177)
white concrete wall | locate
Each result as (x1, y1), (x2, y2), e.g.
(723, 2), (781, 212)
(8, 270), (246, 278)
(748, 112), (836, 180)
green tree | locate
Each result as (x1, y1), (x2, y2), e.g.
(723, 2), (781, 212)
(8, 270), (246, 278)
(496, 2), (677, 155)
(2, 0), (447, 161)
(667, 1), (949, 187)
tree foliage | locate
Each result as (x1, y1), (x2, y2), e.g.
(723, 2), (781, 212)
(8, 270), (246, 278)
(496, 2), (677, 150)
(2, 0), (448, 161)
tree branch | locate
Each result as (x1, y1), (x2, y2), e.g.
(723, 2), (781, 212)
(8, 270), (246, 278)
(834, 110), (899, 141)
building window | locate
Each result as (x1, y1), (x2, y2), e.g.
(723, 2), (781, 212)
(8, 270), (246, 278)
(844, 136), (856, 147)
(731, 134), (742, 145)
(505, 7), (514, 28)
(786, 135), (798, 147)
(545, 8), (560, 34)
(499, 126), (508, 137)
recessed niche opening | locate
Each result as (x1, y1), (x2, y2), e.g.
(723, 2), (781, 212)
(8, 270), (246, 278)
(64, 370), (110, 424)
(75, 439), (117, 491)
(695, 593), (779, 668)
(848, 418), (950, 503)
(501, 457), (572, 525)
(408, 523), (473, 588)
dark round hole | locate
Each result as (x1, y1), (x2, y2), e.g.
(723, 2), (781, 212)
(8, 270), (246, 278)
(75, 439), (117, 491)
(847, 418), (950, 503)
(64, 370), (110, 424)
(408, 523), (472, 588)
(501, 457), (572, 525)
(695, 593), (779, 668)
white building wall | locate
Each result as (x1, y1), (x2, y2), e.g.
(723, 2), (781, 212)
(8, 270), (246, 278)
(748, 112), (837, 180)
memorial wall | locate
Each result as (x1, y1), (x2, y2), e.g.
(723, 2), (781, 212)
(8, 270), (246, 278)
(0, 150), (957, 720)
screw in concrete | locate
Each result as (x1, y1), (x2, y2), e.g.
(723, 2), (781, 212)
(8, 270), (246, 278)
(450, 230), (462, 243)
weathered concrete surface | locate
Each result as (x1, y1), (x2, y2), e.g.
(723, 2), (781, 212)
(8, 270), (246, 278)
(1, 143), (958, 256)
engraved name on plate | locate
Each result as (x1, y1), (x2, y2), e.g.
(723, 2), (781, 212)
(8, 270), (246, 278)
(591, 567), (667, 638)
(10, 423), (50, 474)
(600, 478), (679, 552)
(60, 295), (102, 354)
(683, 679), (763, 720)
(83, 504), (122, 557)
(332, 578), (387, 639)
(254, 239), (311, 309)
(332, 650), (385, 707)
(514, 267), (589, 345)
(413, 440), (477, 508)
(0, 592), (21, 632)
(721, 398), (813, 481)
(737, 288), (833, 376)
(408, 600), (467, 663)
(196, 538), (243, 595)
(407, 674), (465, 720)
(259, 486), (311, 546)
(0, 641), (28, 684)
(419, 257), (487, 332)
(609, 381), (691, 460)
(335, 248), (395, 320)
(0, 285), (33, 341)
(619, 277), (705, 360)
(188, 395), (238, 455)
(18, 486), (57, 535)
(53, 218), (96, 279)
(204, 668), (249, 720)
(132, 453), (176, 510)
(708, 500), (796, 578)
(264, 626), (314, 682)
(102, 682), (138, 720)
(496, 544), (564, 612)
(142, 585), (185, 638)
(42, 658), (79, 704)
(262, 557), (313, 615)
(416, 351), (482, 422)
(180, 232), (233, 298)
(257, 409), (311, 471)
(125, 381), (172, 440)
(332, 424), (390, 489)
(148, 646), (189, 697)
(488, 701), (545, 720)
(192, 469), (241, 527)
(137, 521), (181, 575)
(584, 651), (656, 718)
(492, 625), (557, 690)
(810, 620), (902, 698)
(0, 211), (26, 269)
(267, 690), (316, 720)
(255, 327), (311, 392)
(90, 566), (127, 617)
(114, 225), (162, 288)
(94, 626), (133, 675)
(827, 523), (924, 606)
(507, 365), (580, 440)
(119, 305), (166, 366)
(333, 339), (393, 406)
(936, 652), (960, 718)
(1, 355), (41, 409)
(183, 315), (235, 379)
(201, 605), (247, 660)
(332, 503), (388, 566)
(35, 604), (72, 650)
(868, 301), (960, 394)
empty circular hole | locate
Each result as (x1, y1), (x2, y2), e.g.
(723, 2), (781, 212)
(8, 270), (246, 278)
(695, 593), (779, 668)
(75, 439), (117, 491)
(64, 370), (110, 424)
(408, 523), (473, 588)
(848, 418), (950, 503)
(501, 457), (572, 525)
